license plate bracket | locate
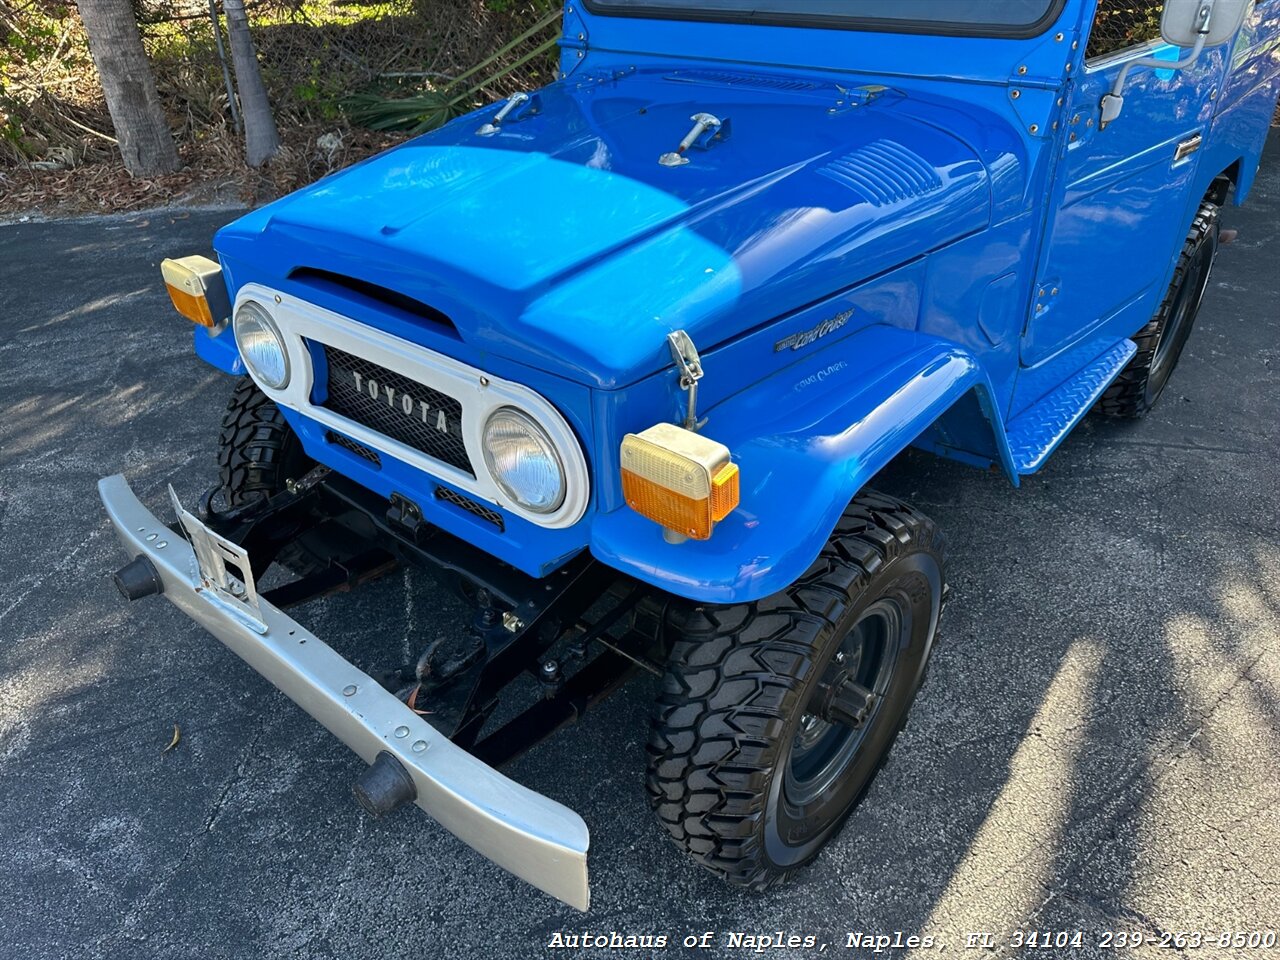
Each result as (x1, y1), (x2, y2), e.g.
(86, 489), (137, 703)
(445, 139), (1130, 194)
(168, 485), (268, 634)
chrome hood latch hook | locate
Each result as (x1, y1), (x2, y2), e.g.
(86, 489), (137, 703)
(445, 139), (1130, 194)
(667, 330), (707, 432)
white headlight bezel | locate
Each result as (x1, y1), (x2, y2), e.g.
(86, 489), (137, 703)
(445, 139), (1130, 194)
(228, 284), (591, 530)
(482, 407), (567, 514)
(233, 299), (291, 390)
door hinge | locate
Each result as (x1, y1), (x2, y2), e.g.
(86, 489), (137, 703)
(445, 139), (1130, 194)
(1033, 279), (1062, 319)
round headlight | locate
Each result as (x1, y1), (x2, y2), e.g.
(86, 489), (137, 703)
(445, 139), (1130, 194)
(483, 408), (566, 514)
(233, 300), (290, 390)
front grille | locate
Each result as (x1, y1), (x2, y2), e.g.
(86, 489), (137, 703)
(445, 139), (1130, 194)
(435, 486), (505, 531)
(326, 430), (381, 467)
(318, 345), (473, 476)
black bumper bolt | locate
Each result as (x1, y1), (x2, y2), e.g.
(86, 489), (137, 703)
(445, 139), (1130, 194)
(352, 751), (418, 818)
(113, 555), (164, 601)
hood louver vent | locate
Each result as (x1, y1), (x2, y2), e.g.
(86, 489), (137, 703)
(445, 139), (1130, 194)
(666, 69), (824, 92)
(817, 140), (943, 206)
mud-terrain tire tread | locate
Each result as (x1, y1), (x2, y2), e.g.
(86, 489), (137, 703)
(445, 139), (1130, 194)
(216, 377), (326, 575)
(1096, 202), (1220, 419)
(645, 490), (945, 890)
(218, 377), (307, 504)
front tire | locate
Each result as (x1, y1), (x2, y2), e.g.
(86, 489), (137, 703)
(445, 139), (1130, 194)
(217, 376), (315, 507)
(216, 376), (329, 576)
(645, 491), (946, 889)
(1097, 202), (1220, 418)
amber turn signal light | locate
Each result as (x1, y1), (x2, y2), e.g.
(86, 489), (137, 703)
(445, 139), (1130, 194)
(620, 422), (740, 542)
(161, 255), (230, 328)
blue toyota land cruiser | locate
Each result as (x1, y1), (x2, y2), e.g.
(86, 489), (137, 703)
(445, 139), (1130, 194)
(100, 0), (1280, 910)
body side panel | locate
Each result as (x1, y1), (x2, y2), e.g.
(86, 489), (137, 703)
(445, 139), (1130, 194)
(590, 324), (1013, 603)
(1016, 42), (1228, 382)
(1204, 0), (1280, 204)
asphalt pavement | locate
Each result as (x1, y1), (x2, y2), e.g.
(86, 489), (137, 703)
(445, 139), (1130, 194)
(1, 139), (1278, 960)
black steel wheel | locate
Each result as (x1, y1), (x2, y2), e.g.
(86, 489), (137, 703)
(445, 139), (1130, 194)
(1097, 202), (1220, 418)
(777, 600), (903, 827)
(646, 490), (945, 889)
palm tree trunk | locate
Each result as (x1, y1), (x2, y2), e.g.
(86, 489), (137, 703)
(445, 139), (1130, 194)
(221, 0), (280, 167)
(76, 0), (180, 176)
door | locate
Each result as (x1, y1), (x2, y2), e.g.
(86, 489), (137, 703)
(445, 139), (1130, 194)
(1020, 0), (1228, 369)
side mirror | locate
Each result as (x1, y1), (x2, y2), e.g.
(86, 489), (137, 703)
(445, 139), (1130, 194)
(1099, 0), (1253, 127)
(1162, 0), (1252, 47)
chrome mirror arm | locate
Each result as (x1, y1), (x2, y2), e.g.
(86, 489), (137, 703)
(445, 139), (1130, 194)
(1100, 2), (1213, 128)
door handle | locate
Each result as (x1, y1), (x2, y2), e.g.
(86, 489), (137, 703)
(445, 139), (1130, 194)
(1175, 133), (1204, 163)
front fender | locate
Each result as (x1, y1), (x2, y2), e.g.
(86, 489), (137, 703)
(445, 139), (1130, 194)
(590, 325), (1014, 604)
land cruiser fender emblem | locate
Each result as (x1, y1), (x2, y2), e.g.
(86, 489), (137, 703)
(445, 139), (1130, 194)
(667, 330), (707, 432)
(774, 309), (854, 352)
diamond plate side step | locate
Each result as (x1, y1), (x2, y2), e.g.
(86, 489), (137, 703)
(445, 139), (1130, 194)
(1006, 340), (1137, 474)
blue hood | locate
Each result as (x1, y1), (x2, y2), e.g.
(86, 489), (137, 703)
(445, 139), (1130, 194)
(216, 70), (993, 387)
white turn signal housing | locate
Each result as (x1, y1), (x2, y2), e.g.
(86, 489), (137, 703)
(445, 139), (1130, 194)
(161, 254), (230, 328)
(620, 422), (740, 542)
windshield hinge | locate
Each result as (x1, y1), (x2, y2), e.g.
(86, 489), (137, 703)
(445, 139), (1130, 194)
(559, 3), (590, 78)
(827, 83), (891, 115)
(1033, 279), (1062, 321)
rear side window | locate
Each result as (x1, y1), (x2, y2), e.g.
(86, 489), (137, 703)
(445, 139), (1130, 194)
(1086, 0), (1165, 61)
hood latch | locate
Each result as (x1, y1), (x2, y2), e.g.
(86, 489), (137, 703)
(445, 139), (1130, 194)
(667, 330), (707, 432)
(477, 92), (540, 136)
(659, 113), (731, 167)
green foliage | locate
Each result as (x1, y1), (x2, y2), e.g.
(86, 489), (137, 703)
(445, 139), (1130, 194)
(1087, 1), (1165, 60)
(484, 0), (559, 12)
(0, 2), (97, 161)
(290, 52), (347, 120)
(0, 114), (29, 156)
(1, 4), (70, 65)
(345, 89), (459, 133)
(343, 4), (561, 135)
(1, 0), (565, 168)
(1, 3), (75, 83)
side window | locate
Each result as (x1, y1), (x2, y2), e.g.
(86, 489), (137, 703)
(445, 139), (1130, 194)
(1086, 0), (1165, 61)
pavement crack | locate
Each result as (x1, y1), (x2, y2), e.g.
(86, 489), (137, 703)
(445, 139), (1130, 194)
(1055, 890), (1187, 951)
(86, 717), (269, 953)
(200, 721), (268, 835)
(1092, 437), (1261, 457)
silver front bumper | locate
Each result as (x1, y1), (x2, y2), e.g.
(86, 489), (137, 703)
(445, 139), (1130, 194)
(98, 474), (590, 910)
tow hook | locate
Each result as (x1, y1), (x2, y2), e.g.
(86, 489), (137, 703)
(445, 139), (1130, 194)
(113, 555), (164, 601)
(387, 492), (430, 543)
(352, 751), (418, 818)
